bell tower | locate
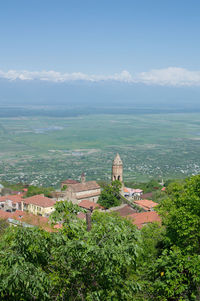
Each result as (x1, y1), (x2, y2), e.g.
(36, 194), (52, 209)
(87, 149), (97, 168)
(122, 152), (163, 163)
(112, 153), (123, 183)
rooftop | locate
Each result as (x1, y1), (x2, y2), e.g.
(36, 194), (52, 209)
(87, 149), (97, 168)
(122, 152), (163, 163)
(128, 211), (161, 229)
(68, 181), (100, 193)
(112, 204), (137, 217)
(78, 200), (102, 210)
(0, 209), (53, 231)
(134, 199), (158, 211)
(113, 153), (123, 166)
(0, 194), (22, 204)
(23, 195), (56, 208)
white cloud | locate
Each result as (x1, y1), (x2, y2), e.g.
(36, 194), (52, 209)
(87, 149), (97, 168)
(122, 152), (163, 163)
(137, 67), (200, 86)
(0, 69), (133, 83)
(0, 67), (200, 86)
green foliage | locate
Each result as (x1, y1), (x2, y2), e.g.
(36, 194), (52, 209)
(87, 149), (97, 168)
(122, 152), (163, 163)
(51, 211), (141, 300)
(125, 179), (161, 194)
(148, 247), (200, 301)
(0, 227), (53, 300)
(26, 185), (54, 198)
(0, 219), (9, 236)
(158, 175), (200, 253)
(0, 210), (141, 300)
(1, 182), (25, 192)
(151, 189), (166, 203)
(98, 180), (122, 208)
(61, 184), (67, 191)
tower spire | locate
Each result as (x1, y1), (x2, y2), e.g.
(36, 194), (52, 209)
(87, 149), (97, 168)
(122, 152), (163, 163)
(112, 153), (123, 182)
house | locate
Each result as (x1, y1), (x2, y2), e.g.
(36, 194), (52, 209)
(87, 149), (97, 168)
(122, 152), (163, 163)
(111, 204), (137, 217)
(63, 173), (101, 204)
(133, 199), (158, 211)
(0, 194), (22, 211)
(78, 200), (103, 211)
(123, 187), (143, 199)
(0, 209), (56, 232)
(127, 211), (161, 229)
(22, 195), (56, 217)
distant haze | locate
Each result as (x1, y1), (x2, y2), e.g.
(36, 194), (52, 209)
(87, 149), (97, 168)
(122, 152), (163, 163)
(0, 80), (200, 113)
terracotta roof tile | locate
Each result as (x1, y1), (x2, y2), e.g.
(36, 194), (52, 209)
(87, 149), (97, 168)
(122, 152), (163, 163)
(68, 181), (100, 193)
(113, 205), (137, 217)
(78, 200), (102, 210)
(0, 195), (22, 204)
(134, 200), (158, 211)
(23, 195), (56, 208)
(0, 210), (62, 232)
(128, 211), (161, 229)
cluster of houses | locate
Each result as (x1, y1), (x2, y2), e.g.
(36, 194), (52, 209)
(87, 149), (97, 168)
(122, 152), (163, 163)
(0, 154), (163, 231)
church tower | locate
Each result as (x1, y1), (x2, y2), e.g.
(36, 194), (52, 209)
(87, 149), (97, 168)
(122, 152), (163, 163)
(112, 153), (123, 183)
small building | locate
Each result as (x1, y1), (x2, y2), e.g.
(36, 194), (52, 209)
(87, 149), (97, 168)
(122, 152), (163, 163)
(62, 173), (101, 204)
(0, 194), (22, 211)
(123, 187), (143, 199)
(78, 200), (103, 211)
(0, 209), (54, 232)
(22, 195), (56, 217)
(127, 211), (161, 229)
(111, 204), (137, 217)
(133, 199), (158, 211)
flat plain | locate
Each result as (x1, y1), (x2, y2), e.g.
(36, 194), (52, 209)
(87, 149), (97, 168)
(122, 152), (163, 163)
(0, 112), (200, 186)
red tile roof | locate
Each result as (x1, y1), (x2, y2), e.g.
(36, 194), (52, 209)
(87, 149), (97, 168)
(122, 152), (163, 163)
(0, 210), (11, 219)
(128, 211), (161, 229)
(68, 181), (100, 193)
(23, 195), (56, 208)
(134, 199), (158, 211)
(78, 200), (102, 210)
(0, 195), (22, 204)
(112, 205), (137, 217)
(0, 209), (56, 232)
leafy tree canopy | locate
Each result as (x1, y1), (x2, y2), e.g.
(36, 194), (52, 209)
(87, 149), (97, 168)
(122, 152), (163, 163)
(0, 203), (141, 300)
(98, 180), (122, 208)
(25, 185), (54, 198)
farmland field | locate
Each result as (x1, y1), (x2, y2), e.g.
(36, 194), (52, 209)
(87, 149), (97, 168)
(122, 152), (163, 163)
(0, 112), (200, 186)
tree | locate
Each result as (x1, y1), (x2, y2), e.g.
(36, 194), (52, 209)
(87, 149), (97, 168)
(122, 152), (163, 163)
(25, 185), (54, 198)
(142, 175), (200, 300)
(0, 219), (9, 236)
(61, 184), (67, 191)
(158, 175), (200, 254)
(0, 202), (141, 300)
(98, 180), (122, 208)
(50, 211), (141, 300)
(148, 247), (200, 301)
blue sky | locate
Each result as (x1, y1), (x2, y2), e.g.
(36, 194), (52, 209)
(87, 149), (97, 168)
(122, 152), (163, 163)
(0, 0), (200, 86)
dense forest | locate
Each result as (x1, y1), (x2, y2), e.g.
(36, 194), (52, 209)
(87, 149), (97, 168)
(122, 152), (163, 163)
(1, 175), (200, 300)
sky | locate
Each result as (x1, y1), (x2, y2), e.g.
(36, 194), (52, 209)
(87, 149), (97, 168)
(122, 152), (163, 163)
(0, 0), (200, 88)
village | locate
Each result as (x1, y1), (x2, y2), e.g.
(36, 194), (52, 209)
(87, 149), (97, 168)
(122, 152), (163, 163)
(0, 154), (162, 231)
